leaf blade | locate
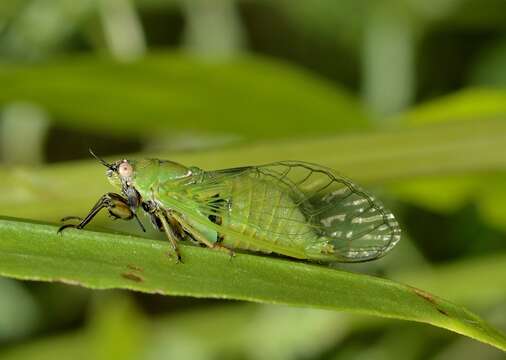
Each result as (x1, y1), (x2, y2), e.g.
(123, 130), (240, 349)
(0, 217), (505, 351)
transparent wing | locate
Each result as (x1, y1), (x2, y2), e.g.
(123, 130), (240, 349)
(170, 161), (401, 262)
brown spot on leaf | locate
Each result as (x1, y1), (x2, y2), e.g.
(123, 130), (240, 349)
(412, 287), (449, 317)
(437, 308), (449, 316)
(121, 272), (144, 283)
(412, 288), (435, 303)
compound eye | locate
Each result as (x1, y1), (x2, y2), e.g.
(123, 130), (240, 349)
(118, 161), (133, 177)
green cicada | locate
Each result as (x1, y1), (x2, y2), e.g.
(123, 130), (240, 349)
(59, 150), (401, 263)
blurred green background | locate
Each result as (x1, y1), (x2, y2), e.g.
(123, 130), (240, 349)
(1, 0), (506, 359)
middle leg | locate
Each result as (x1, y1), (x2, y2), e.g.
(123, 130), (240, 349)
(155, 210), (183, 263)
(169, 211), (235, 257)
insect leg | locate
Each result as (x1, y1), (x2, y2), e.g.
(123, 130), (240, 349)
(170, 212), (235, 258)
(142, 201), (192, 244)
(155, 210), (183, 263)
(142, 201), (164, 231)
(58, 193), (146, 233)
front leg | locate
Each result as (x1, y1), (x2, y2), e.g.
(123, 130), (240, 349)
(58, 192), (145, 233)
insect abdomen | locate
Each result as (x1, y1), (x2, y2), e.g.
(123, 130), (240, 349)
(221, 176), (317, 255)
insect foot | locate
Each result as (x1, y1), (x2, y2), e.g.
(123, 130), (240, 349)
(57, 224), (77, 234)
(57, 217), (81, 234)
(166, 249), (184, 264)
(213, 243), (236, 259)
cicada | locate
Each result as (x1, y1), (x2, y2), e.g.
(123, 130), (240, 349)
(59, 150), (401, 263)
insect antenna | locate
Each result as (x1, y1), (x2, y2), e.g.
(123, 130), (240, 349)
(89, 148), (115, 170)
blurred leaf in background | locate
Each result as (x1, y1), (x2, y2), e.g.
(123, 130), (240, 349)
(0, 53), (369, 140)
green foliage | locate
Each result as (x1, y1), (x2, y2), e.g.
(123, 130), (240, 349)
(398, 88), (506, 125)
(391, 89), (506, 232)
(0, 52), (368, 139)
(471, 41), (506, 87)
